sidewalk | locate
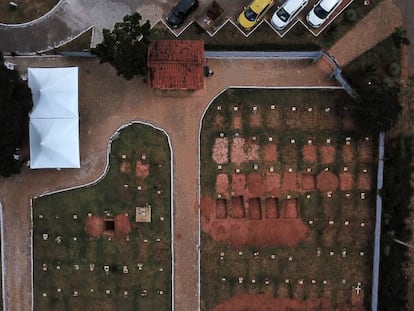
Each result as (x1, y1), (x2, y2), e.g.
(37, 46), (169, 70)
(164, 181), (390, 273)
(328, 0), (402, 67)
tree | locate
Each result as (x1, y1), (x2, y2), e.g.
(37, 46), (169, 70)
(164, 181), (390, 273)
(0, 60), (33, 177)
(91, 13), (151, 80)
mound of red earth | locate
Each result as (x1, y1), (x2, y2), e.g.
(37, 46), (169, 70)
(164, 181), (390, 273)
(201, 196), (309, 249)
(211, 294), (332, 311)
(85, 216), (104, 237)
(316, 171), (339, 192)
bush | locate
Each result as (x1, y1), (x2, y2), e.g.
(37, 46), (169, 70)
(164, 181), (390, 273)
(345, 9), (358, 23)
(388, 62), (401, 77)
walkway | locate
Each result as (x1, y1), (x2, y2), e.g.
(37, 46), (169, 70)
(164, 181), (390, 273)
(328, 0), (402, 66)
(0, 0), (166, 53)
(0, 56), (339, 311)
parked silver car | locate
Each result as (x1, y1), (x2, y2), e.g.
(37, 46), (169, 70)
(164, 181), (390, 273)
(271, 0), (308, 30)
(306, 0), (343, 28)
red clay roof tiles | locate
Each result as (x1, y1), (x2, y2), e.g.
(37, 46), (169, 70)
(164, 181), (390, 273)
(147, 40), (204, 90)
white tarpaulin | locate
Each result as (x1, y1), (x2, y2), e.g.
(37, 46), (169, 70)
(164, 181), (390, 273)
(28, 67), (80, 169)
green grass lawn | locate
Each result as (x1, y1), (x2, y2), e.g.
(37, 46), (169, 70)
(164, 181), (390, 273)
(200, 89), (377, 310)
(32, 123), (172, 311)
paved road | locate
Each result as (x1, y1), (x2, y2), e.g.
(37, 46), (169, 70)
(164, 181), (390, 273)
(0, 56), (339, 311)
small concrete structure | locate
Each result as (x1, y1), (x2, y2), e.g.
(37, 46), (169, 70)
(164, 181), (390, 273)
(136, 204), (152, 223)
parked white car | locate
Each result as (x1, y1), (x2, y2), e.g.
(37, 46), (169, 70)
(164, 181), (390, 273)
(306, 0), (343, 28)
(271, 0), (308, 30)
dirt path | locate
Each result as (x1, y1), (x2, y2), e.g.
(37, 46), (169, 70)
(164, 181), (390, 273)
(328, 0), (402, 66)
(0, 56), (338, 311)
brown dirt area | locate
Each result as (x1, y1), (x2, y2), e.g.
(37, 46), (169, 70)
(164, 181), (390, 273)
(212, 137), (229, 164)
(317, 171), (339, 192)
(85, 215), (104, 237)
(357, 173), (372, 190)
(263, 144), (277, 162)
(282, 172), (298, 192)
(339, 172), (354, 191)
(135, 160), (149, 178)
(342, 144), (355, 163)
(114, 214), (132, 237)
(248, 198), (262, 220)
(201, 196), (309, 248)
(249, 112), (261, 127)
(358, 140), (374, 163)
(119, 160), (131, 173)
(302, 144), (317, 163)
(231, 137), (245, 165)
(231, 173), (246, 195)
(265, 198), (278, 218)
(246, 173), (264, 197)
(264, 172), (281, 196)
(301, 174), (316, 190)
(233, 115), (242, 130)
(265, 109), (281, 128)
(216, 173), (229, 194)
(283, 199), (298, 218)
(211, 294), (332, 311)
(231, 196), (245, 219)
(320, 145), (336, 164)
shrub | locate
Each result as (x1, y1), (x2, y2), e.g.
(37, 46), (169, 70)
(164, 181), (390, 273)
(345, 9), (358, 23)
(388, 62), (401, 77)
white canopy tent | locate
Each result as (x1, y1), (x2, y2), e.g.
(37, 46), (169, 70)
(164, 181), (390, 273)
(28, 67), (80, 169)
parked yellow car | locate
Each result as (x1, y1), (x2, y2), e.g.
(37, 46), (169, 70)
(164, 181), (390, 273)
(237, 0), (275, 30)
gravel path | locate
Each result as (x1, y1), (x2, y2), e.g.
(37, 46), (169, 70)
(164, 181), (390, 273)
(0, 56), (339, 311)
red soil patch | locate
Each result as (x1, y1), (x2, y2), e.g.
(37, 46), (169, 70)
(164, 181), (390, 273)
(339, 172), (354, 191)
(248, 197), (262, 220)
(231, 137), (245, 165)
(357, 173), (372, 190)
(283, 199), (298, 218)
(342, 144), (354, 163)
(201, 197), (309, 248)
(215, 198), (227, 219)
(302, 144), (317, 163)
(301, 174), (315, 190)
(265, 197), (278, 218)
(233, 115), (242, 130)
(119, 161), (131, 173)
(359, 141), (374, 163)
(245, 140), (260, 161)
(320, 145), (336, 164)
(216, 173), (229, 193)
(231, 196), (245, 219)
(212, 137), (229, 164)
(231, 174), (246, 195)
(135, 161), (149, 178)
(316, 171), (339, 192)
(85, 215), (104, 237)
(114, 214), (131, 237)
(282, 172), (297, 192)
(249, 113), (261, 127)
(264, 172), (281, 196)
(247, 173), (264, 197)
(211, 294), (331, 311)
(263, 144), (277, 162)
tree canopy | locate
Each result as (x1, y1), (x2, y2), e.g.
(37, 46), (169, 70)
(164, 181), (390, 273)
(0, 60), (33, 177)
(91, 13), (151, 80)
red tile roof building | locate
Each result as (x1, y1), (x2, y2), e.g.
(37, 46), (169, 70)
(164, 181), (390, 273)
(147, 40), (204, 90)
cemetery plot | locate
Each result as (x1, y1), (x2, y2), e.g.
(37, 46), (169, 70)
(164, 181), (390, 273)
(32, 124), (172, 311)
(200, 89), (377, 310)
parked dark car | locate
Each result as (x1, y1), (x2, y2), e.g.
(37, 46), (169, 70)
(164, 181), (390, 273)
(166, 0), (199, 28)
